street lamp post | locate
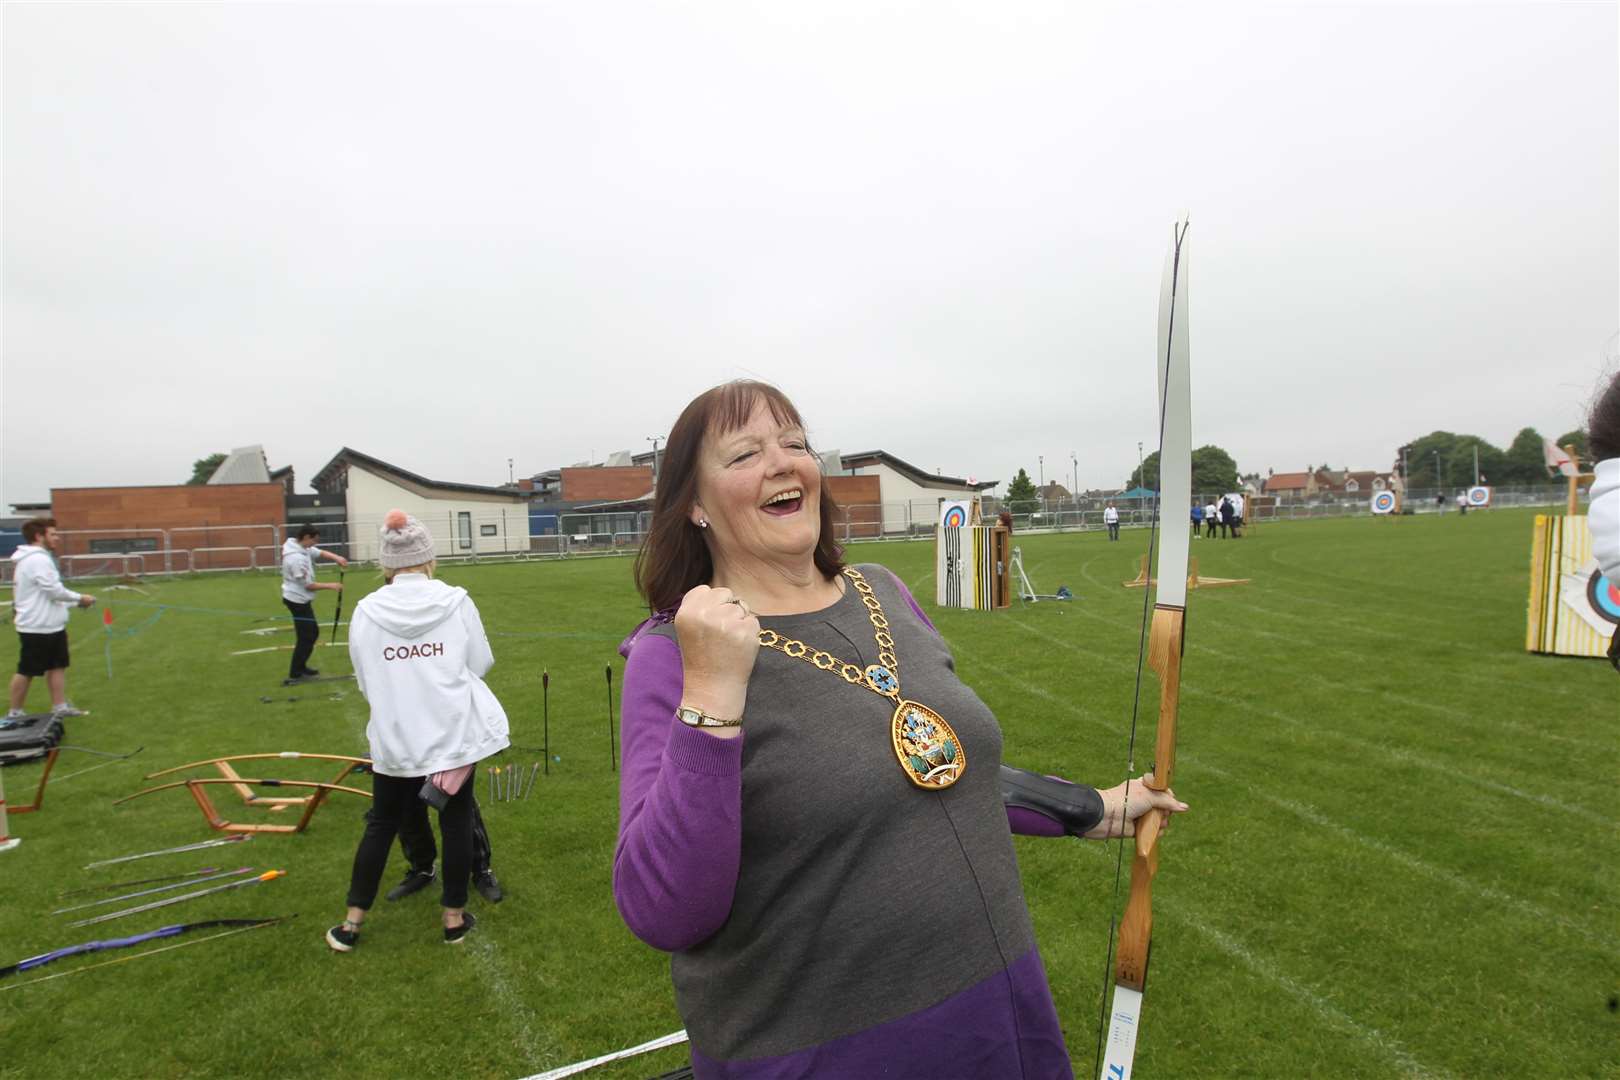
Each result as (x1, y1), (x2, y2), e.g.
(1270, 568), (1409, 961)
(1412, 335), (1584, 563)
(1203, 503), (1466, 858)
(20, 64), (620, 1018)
(1070, 452), (1077, 507)
(647, 436), (665, 486)
(1433, 450), (1442, 492)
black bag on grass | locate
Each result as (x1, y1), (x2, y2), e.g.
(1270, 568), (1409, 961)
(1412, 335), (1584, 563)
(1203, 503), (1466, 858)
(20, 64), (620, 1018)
(0, 713), (65, 764)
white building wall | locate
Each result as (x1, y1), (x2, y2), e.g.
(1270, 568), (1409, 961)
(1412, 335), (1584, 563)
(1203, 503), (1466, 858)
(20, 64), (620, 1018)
(844, 463), (983, 535)
(344, 467), (532, 561)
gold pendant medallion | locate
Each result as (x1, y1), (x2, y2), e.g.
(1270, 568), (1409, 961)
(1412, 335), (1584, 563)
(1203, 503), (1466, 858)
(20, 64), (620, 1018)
(890, 699), (965, 789)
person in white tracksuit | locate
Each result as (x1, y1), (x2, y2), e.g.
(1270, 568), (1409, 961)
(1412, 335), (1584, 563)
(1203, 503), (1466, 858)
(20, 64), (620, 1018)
(325, 510), (510, 952)
(8, 518), (95, 719)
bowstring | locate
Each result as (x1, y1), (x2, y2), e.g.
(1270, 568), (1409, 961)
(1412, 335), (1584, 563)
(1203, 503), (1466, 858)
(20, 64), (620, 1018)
(1092, 220), (1183, 1076)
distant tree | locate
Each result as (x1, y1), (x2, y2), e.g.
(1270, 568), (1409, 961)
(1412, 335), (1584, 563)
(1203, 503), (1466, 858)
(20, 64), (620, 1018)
(1129, 445), (1238, 495)
(1504, 428), (1550, 485)
(187, 452), (227, 485)
(1005, 468), (1039, 515)
(1191, 445), (1239, 495)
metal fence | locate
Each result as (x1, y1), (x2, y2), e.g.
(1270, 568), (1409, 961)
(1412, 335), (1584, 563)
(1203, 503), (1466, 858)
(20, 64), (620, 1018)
(0, 484), (1580, 584)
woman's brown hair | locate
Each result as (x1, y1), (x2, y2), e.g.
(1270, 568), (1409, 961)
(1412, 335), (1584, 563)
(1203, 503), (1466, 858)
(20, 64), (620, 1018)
(634, 381), (844, 613)
(1588, 370), (1620, 462)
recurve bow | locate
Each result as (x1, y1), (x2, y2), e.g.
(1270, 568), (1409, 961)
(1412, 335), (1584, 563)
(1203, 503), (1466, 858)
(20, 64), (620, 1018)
(1099, 218), (1192, 1080)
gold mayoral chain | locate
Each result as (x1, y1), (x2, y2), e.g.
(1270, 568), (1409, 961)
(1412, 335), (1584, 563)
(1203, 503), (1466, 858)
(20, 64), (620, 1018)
(755, 566), (965, 790)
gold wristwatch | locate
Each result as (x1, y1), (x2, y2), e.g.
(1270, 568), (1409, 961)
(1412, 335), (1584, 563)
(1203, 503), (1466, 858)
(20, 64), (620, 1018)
(676, 705), (742, 728)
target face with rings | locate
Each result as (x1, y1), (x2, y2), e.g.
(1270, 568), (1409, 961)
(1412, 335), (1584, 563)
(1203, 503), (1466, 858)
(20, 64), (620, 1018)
(1586, 570), (1620, 626)
(942, 506), (968, 528)
(1371, 491), (1397, 515)
(1466, 486), (1491, 507)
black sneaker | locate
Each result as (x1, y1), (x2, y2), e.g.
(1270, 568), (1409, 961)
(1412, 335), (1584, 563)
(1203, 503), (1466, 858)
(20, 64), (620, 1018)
(444, 911), (477, 945)
(385, 868), (435, 902)
(474, 870), (504, 904)
(300, 668), (320, 678)
(325, 923), (360, 952)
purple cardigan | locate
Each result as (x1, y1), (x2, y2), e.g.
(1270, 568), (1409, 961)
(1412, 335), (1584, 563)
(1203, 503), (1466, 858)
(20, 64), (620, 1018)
(614, 572), (1075, 1078)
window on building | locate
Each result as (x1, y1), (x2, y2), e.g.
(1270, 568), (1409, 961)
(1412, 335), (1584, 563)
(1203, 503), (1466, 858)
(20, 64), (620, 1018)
(479, 524), (497, 537)
(457, 512), (473, 550)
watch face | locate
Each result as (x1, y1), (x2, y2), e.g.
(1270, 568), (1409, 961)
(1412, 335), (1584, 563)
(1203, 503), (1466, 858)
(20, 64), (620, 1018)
(677, 707), (703, 727)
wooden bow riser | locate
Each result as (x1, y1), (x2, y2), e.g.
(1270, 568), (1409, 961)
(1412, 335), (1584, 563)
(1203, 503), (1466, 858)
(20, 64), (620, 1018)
(1113, 604), (1183, 994)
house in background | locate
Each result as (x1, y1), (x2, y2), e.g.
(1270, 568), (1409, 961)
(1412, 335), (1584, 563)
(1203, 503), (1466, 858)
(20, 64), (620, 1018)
(311, 448), (531, 561)
(1263, 467), (1397, 500)
(832, 450), (997, 535)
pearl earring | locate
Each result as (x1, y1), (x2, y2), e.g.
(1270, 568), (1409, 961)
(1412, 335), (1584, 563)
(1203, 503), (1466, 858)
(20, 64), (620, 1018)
(698, 519), (709, 529)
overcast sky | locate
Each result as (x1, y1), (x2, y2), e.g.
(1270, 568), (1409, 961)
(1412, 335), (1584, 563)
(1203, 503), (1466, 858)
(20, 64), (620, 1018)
(4, 1), (1616, 508)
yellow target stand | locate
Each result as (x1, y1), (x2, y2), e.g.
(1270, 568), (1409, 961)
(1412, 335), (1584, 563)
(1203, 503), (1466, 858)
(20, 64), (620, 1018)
(1124, 555), (1249, 590)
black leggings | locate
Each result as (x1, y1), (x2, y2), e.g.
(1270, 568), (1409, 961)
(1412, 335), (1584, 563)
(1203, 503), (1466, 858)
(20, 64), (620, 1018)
(346, 771), (475, 910)
(283, 599), (319, 677)
(391, 796), (493, 875)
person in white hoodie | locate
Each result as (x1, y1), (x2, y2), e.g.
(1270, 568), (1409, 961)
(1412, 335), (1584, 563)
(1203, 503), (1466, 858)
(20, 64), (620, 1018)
(326, 510), (510, 952)
(8, 518), (95, 719)
(1586, 371), (1620, 671)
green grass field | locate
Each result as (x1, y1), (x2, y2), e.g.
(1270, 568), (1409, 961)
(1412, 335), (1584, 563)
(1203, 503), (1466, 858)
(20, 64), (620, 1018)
(0, 509), (1613, 1079)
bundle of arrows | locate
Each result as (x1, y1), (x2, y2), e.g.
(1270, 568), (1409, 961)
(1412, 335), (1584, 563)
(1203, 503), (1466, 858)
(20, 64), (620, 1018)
(487, 762), (541, 802)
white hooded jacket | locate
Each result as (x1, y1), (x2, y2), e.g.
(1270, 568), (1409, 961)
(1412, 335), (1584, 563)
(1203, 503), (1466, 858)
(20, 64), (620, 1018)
(10, 545), (82, 634)
(348, 573), (511, 777)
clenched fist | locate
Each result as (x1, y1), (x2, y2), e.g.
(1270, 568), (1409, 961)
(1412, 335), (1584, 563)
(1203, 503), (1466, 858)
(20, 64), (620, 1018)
(673, 584), (759, 731)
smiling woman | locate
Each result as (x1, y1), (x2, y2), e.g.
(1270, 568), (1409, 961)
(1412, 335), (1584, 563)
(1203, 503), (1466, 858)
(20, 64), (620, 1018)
(614, 380), (1185, 1078)
(634, 381), (845, 616)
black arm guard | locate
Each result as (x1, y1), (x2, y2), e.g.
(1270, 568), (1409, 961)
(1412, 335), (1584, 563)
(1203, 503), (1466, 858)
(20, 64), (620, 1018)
(999, 764), (1104, 837)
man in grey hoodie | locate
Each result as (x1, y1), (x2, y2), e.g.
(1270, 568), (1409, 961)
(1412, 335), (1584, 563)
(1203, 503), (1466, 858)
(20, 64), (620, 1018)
(8, 518), (95, 719)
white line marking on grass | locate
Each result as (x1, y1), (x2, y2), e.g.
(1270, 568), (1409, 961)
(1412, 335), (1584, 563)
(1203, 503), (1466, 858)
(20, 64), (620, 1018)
(1190, 633), (1592, 755)
(1003, 620), (1617, 828)
(1175, 912), (1452, 1079)
(1190, 758), (1620, 960)
(1203, 590), (1593, 707)
(229, 642), (347, 656)
(975, 662), (1618, 959)
(468, 936), (551, 1073)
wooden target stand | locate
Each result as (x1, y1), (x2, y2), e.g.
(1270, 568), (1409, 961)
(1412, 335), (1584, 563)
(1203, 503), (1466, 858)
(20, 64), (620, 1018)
(117, 752), (372, 834)
(1125, 555), (1250, 591)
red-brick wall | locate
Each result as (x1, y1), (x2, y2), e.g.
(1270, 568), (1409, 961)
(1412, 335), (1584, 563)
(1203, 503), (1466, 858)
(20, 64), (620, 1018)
(51, 484), (286, 569)
(561, 467), (653, 502)
(825, 475), (882, 538)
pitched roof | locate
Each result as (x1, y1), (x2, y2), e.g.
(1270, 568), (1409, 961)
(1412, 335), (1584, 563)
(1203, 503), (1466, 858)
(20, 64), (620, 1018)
(1264, 471), (1311, 492)
(207, 445), (272, 485)
(311, 448), (525, 501)
(838, 450), (997, 491)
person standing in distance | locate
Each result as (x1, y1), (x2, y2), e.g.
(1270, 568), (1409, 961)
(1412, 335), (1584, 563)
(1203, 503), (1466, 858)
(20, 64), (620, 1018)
(280, 525), (347, 682)
(7, 518), (94, 720)
(1103, 501), (1120, 541)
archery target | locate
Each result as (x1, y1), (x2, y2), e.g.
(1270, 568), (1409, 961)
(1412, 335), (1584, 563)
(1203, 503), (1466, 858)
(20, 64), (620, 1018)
(1528, 515), (1616, 658)
(1371, 491), (1397, 515)
(1585, 568), (1620, 626)
(939, 501), (970, 529)
(1466, 486), (1491, 508)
